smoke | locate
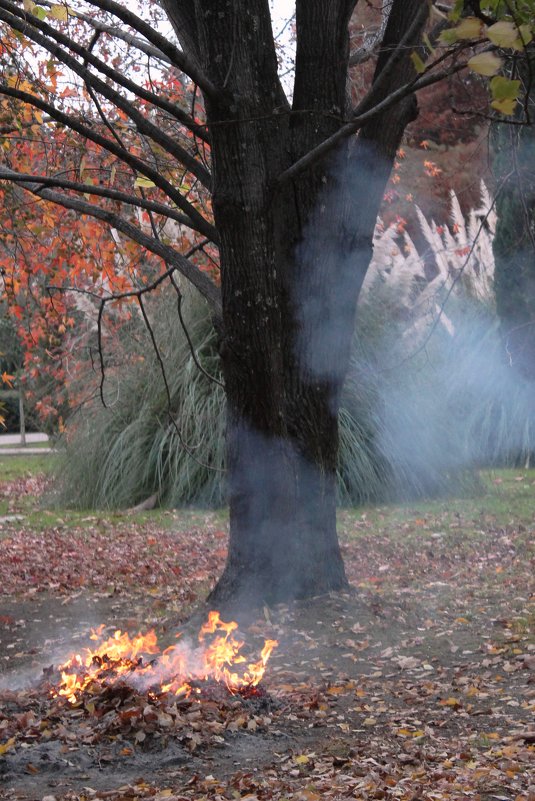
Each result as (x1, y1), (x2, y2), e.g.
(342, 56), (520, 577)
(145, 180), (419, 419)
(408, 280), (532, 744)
(350, 231), (535, 500)
(293, 145), (392, 391)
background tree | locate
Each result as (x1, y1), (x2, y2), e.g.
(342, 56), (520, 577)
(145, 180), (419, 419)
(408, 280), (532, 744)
(493, 47), (535, 381)
(0, 0), (533, 605)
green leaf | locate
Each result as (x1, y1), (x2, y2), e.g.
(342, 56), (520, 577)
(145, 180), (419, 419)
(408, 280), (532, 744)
(467, 51), (503, 76)
(448, 0), (464, 23)
(455, 17), (484, 40)
(491, 97), (517, 115)
(490, 75), (521, 101)
(518, 24), (533, 47)
(32, 5), (47, 19)
(410, 51), (426, 74)
(134, 175), (156, 188)
(439, 28), (459, 45)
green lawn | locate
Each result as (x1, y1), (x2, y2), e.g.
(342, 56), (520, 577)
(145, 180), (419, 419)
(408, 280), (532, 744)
(0, 453), (55, 480)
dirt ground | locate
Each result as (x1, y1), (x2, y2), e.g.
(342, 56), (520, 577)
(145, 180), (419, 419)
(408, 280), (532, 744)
(0, 471), (534, 801)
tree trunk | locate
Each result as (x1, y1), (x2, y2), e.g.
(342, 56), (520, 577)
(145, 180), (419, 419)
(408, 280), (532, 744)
(19, 385), (26, 447)
(167, 0), (428, 606)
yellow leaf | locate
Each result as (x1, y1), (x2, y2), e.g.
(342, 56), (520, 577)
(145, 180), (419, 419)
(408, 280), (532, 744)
(50, 3), (68, 19)
(468, 51), (503, 76)
(0, 737), (16, 755)
(134, 175), (156, 188)
(455, 17), (483, 39)
(22, 0), (35, 11)
(439, 697), (462, 707)
(487, 20), (524, 50)
(491, 97), (517, 115)
(294, 754), (310, 765)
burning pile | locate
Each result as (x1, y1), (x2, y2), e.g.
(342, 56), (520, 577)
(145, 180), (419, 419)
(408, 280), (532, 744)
(52, 611), (278, 704)
(0, 614), (279, 757)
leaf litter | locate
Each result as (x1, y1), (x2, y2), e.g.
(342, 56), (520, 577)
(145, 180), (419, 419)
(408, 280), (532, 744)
(0, 470), (534, 800)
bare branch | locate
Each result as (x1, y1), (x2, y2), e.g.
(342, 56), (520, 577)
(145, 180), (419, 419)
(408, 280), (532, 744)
(170, 272), (224, 387)
(276, 58), (470, 186)
(81, 0), (220, 100)
(0, 168), (208, 231)
(45, 3), (172, 64)
(135, 292), (224, 467)
(352, 2), (430, 116)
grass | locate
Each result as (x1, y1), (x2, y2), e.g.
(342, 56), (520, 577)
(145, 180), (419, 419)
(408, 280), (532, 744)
(2, 451), (533, 544)
(0, 453), (55, 481)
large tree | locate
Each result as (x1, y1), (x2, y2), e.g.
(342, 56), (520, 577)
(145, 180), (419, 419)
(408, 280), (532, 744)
(0, 0), (531, 604)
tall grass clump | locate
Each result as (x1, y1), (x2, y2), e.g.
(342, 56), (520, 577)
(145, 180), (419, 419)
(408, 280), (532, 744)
(56, 286), (226, 508)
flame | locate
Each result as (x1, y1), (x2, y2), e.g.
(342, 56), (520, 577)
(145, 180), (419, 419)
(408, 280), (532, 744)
(53, 611), (277, 703)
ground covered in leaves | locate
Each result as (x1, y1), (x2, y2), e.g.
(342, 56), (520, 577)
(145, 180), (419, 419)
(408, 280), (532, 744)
(0, 460), (534, 801)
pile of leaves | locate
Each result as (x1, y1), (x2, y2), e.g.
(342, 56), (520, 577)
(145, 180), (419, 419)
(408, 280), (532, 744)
(0, 671), (279, 755)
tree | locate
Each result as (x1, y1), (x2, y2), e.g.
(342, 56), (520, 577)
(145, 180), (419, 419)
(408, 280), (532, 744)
(0, 0), (533, 605)
(493, 47), (535, 381)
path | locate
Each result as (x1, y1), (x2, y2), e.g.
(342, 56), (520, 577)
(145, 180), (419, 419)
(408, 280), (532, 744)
(0, 432), (52, 455)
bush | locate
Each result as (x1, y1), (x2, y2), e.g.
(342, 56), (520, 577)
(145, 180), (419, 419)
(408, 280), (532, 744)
(56, 286), (225, 508)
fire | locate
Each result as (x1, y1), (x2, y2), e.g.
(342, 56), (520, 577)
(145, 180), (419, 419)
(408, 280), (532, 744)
(53, 611), (278, 703)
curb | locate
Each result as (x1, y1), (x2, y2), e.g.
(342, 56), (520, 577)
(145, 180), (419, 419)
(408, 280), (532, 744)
(0, 448), (54, 455)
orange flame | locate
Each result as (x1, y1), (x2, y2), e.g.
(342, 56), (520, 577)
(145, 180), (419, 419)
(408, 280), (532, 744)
(53, 611), (277, 703)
